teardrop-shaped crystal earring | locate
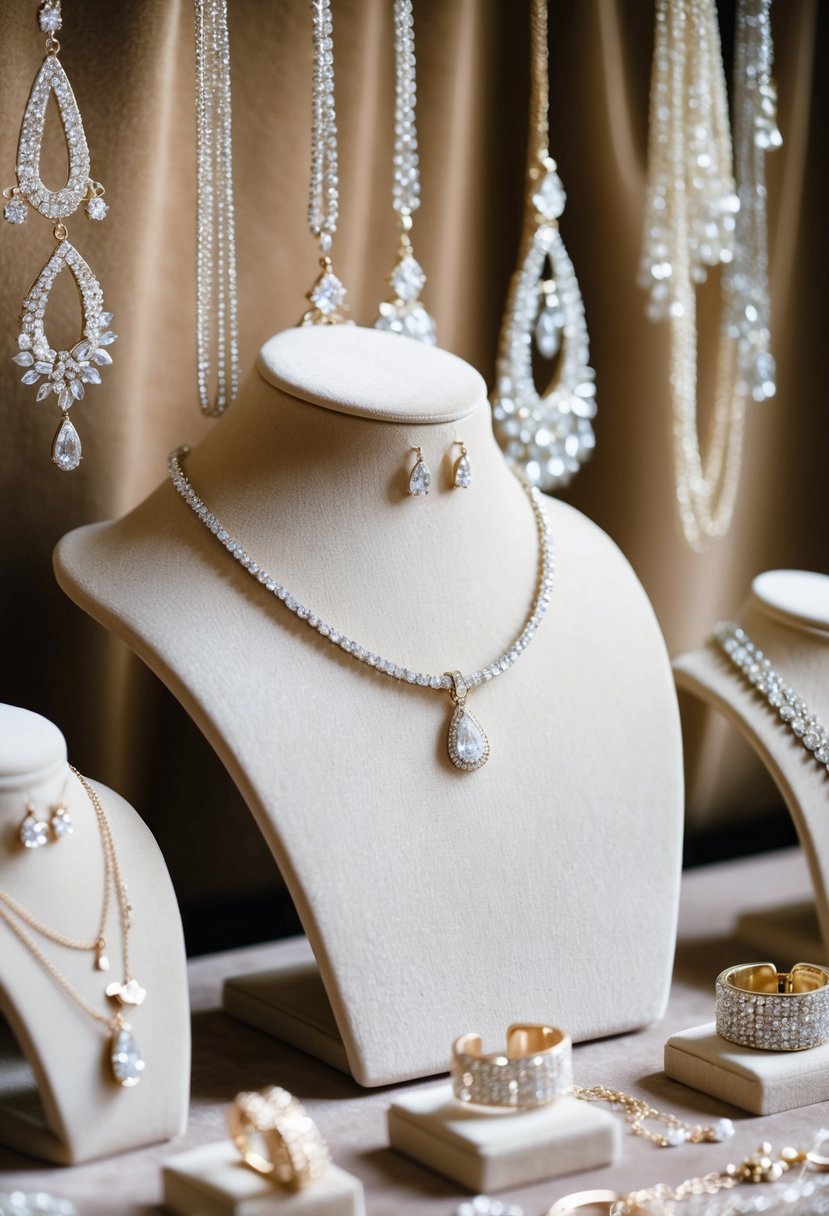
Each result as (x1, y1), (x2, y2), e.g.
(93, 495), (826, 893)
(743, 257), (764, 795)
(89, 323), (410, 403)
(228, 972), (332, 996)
(408, 447), (431, 496)
(451, 441), (472, 489)
(19, 803), (50, 849)
(50, 802), (73, 840)
(3, 0), (116, 472)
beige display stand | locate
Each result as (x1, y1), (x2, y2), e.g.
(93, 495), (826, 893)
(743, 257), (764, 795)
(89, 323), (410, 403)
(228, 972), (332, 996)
(163, 1143), (365, 1216)
(387, 1082), (620, 1192)
(0, 703), (190, 1163)
(665, 1022), (829, 1115)
(54, 325), (684, 1087)
(674, 570), (829, 956)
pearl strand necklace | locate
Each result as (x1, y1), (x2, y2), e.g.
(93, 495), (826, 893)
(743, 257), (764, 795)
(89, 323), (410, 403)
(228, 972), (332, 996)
(168, 446), (554, 772)
(300, 0), (348, 326)
(714, 622), (829, 775)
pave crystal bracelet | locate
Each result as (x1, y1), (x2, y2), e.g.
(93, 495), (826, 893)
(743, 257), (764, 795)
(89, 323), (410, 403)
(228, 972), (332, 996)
(716, 963), (829, 1051)
(713, 622), (829, 775)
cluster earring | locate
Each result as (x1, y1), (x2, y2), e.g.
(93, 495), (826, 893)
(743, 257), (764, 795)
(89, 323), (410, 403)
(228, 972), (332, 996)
(300, 0), (349, 326)
(490, 0), (596, 491)
(18, 795), (72, 849)
(408, 447), (431, 496)
(4, 0), (116, 472)
(374, 0), (436, 344)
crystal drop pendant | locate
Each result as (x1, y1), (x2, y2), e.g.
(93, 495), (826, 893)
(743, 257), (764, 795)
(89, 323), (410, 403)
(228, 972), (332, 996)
(447, 704), (490, 771)
(453, 452), (472, 489)
(532, 167), (566, 221)
(408, 454), (431, 496)
(52, 416), (82, 471)
(534, 297), (564, 360)
(110, 1021), (145, 1087)
(16, 55), (91, 220)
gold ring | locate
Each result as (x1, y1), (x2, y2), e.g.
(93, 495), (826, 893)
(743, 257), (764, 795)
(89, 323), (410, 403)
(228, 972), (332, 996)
(545, 1190), (619, 1214)
(716, 962), (829, 1051)
(451, 1023), (572, 1109)
(228, 1086), (330, 1190)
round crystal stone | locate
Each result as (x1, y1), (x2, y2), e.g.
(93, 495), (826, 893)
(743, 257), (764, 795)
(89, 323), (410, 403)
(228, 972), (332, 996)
(85, 196), (109, 221)
(4, 198), (27, 224)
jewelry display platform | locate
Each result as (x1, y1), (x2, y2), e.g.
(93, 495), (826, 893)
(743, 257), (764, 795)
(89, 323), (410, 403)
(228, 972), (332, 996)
(0, 848), (823, 1214)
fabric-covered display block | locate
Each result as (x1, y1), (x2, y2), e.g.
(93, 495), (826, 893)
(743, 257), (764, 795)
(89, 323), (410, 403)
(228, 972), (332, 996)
(664, 1023), (829, 1115)
(387, 1082), (620, 1193)
(163, 1142), (365, 1216)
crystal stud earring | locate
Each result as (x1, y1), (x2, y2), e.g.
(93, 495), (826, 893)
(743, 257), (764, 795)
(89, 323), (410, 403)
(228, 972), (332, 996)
(19, 803), (50, 849)
(452, 441), (472, 489)
(50, 802), (73, 839)
(408, 447), (431, 496)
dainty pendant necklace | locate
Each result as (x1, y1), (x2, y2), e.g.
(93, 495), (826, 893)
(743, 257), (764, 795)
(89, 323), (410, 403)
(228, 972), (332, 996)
(168, 446), (554, 772)
(0, 768), (146, 1087)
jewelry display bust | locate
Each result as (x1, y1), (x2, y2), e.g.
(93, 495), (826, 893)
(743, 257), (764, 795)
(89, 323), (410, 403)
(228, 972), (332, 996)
(674, 570), (829, 954)
(0, 703), (190, 1163)
(54, 325), (683, 1086)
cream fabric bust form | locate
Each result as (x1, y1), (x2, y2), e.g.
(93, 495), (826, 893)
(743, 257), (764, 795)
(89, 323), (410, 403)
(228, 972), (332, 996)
(54, 326), (683, 1086)
(674, 570), (829, 952)
(0, 703), (190, 1163)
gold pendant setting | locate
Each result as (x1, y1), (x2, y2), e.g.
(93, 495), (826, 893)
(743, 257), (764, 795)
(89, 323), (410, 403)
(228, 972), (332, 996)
(446, 672), (490, 772)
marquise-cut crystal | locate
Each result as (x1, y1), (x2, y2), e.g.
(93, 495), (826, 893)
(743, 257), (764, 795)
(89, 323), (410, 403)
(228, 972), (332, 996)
(448, 705), (490, 771)
(52, 416), (82, 471)
(110, 1023), (145, 1087)
(16, 55), (90, 219)
(408, 457), (431, 496)
(532, 169), (566, 221)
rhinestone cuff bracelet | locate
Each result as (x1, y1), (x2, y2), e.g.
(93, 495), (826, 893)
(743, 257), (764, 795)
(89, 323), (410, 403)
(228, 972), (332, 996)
(716, 963), (829, 1052)
(451, 1024), (573, 1109)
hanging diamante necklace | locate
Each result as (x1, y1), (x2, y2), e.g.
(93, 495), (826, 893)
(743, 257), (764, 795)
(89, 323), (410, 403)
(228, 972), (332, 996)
(168, 446), (553, 772)
(300, 0), (348, 326)
(0, 769), (145, 1087)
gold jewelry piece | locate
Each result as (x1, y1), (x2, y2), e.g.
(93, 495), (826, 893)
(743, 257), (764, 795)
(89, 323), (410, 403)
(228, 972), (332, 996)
(408, 446), (431, 496)
(546, 1141), (829, 1215)
(18, 780), (73, 848)
(0, 768), (145, 1087)
(229, 1086), (330, 1190)
(716, 962), (829, 1051)
(451, 441), (472, 489)
(451, 1024), (572, 1109)
(571, 1084), (733, 1148)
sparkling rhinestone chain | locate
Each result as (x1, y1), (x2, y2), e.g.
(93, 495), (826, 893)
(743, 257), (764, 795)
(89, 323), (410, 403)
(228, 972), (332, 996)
(168, 446), (554, 693)
(195, 0), (239, 416)
(308, 0), (339, 249)
(713, 622), (829, 775)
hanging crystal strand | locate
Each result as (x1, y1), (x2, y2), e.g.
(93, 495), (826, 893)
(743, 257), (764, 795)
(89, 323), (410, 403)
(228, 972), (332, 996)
(373, 0), (435, 344)
(490, 0), (597, 492)
(300, 0), (348, 325)
(724, 0), (781, 404)
(195, 0), (239, 416)
(3, 0), (116, 472)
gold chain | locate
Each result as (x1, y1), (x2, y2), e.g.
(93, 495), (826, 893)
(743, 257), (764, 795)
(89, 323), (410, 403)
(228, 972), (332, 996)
(573, 1085), (728, 1148)
(0, 768), (133, 1031)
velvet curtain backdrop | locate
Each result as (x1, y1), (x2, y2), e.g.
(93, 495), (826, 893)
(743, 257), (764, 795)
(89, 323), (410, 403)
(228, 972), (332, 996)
(0, 1), (825, 935)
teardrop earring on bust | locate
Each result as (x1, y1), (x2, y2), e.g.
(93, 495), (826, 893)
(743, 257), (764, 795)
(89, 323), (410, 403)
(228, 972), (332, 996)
(408, 447), (431, 496)
(19, 802), (50, 849)
(451, 441), (471, 489)
(50, 801), (73, 839)
(3, 0), (117, 472)
(373, 0), (436, 344)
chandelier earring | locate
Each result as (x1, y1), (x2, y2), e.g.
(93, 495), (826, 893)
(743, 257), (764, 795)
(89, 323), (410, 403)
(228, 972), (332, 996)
(407, 446), (431, 496)
(374, 0), (436, 344)
(490, 0), (596, 492)
(4, 0), (117, 472)
(300, 0), (349, 326)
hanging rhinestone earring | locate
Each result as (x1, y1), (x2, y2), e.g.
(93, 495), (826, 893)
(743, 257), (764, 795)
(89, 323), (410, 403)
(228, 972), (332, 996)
(3, 0), (116, 472)
(49, 801), (73, 840)
(451, 441), (471, 489)
(374, 0), (435, 344)
(408, 447), (431, 496)
(300, 0), (349, 326)
(490, 0), (596, 492)
(19, 802), (50, 849)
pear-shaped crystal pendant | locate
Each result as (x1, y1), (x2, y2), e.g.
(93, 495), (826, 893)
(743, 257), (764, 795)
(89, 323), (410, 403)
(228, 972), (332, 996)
(110, 1018), (145, 1087)
(52, 416), (82, 470)
(447, 703), (490, 771)
(16, 54), (91, 221)
(453, 444), (472, 489)
(491, 155), (596, 492)
(408, 448), (431, 496)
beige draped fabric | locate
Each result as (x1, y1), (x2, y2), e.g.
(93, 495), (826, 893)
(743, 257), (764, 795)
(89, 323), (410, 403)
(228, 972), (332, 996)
(0, 1), (825, 916)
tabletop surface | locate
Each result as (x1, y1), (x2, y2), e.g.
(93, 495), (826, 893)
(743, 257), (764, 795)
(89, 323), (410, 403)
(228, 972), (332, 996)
(0, 847), (822, 1216)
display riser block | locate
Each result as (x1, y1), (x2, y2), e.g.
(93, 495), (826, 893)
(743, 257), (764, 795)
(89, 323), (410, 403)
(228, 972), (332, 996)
(735, 901), (826, 966)
(163, 1142), (365, 1216)
(665, 1022), (829, 1115)
(387, 1082), (621, 1193)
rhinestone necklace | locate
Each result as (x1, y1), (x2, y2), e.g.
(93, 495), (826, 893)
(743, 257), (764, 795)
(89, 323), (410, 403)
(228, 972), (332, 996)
(168, 446), (554, 772)
(714, 622), (829, 775)
(0, 769), (146, 1087)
